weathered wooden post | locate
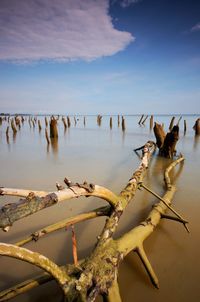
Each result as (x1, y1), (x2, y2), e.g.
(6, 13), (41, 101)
(67, 116), (71, 128)
(184, 120), (187, 135)
(118, 115), (120, 127)
(110, 117), (112, 129)
(138, 114), (144, 125)
(38, 120), (42, 132)
(122, 116), (126, 131)
(0, 117), (2, 126)
(45, 117), (48, 127)
(11, 119), (17, 134)
(50, 117), (58, 138)
(193, 118), (200, 135)
(45, 128), (50, 144)
(150, 115), (153, 130)
(142, 115), (148, 125)
(62, 117), (67, 131)
(169, 116), (175, 130)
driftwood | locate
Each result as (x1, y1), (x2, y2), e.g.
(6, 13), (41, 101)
(0, 141), (188, 302)
(153, 123), (179, 158)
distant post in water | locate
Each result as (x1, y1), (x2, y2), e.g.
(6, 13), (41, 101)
(122, 116), (126, 131)
(193, 118), (200, 135)
(38, 120), (42, 132)
(45, 117), (48, 127)
(118, 115), (120, 127)
(11, 119), (17, 134)
(142, 115), (148, 125)
(62, 117), (67, 131)
(138, 114), (144, 125)
(50, 117), (58, 138)
(169, 116), (175, 131)
(110, 117), (112, 129)
(184, 120), (187, 135)
(83, 116), (86, 127)
(150, 115), (153, 130)
(67, 116), (71, 128)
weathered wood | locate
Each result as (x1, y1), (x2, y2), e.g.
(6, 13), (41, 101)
(150, 115), (153, 130)
(193, 118), (200, 135)
(110, 117), (113, 129)
(121, 116), (125, 131)
(169, 116), (175, 130)
(50, 117), (58, 138)
(0, 144), (186, 302)
(160, 125), (179, 158)
(153, 122), (165, 148)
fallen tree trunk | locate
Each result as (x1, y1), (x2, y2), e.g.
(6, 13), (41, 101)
(0, 142), (187, 302)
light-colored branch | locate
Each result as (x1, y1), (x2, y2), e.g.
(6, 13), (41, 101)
(135, 244), (159, 289)
(0, 185), (118, 230)
(0, 243), (70, 294)
(117, 156), (185, 256)
(0, 185), (118, 206)
(15, 206), (110, 247)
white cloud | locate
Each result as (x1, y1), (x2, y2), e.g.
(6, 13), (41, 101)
(0, 0), (134, 62)
(191, 22), (200, 32)
(111, 0), (141, 7)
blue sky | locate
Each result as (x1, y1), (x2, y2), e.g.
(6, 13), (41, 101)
(0, 0), (199, 114)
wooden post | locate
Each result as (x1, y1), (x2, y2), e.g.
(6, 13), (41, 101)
(83, 116), (86, 127)
(122, 116), (126, 132)
(50, 117), (58, 138)
(38, 120), (42, 132)
(118, 115), (120, 127)
(67, 116), (71, 128)
(11, 119), (17, 134)
(150, 115), (153, 130)
(184, 120), (187, 135)
(193, 118), (200, 135)
(142, 115), (148, 125)
(169, 116), (175, 130)
(110, 117), (112, 129)
(62, 117), (67, 131)
(45, 117), (48, 127)
(138, 114), (144, 125)
(45, 128), (50, 144)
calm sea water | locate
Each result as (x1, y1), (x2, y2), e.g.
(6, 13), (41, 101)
(0, 115), (200, 302)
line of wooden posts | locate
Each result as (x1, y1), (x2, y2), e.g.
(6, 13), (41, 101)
(0, 114), (200, 145)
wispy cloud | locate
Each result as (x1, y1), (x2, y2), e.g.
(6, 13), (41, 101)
(111, 0), (141, 7)
(191, 22), (200, 32)
(0, 0), (134, 63)
(119, 0), (141, 8)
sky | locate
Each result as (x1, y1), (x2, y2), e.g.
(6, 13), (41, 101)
(0, 0), (200, 115)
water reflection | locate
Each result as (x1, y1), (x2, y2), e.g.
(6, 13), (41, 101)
(50, 137), (58, 155)
(193, 134), (200, 150)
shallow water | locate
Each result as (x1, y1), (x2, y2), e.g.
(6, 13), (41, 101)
(0, 115), (200, 302)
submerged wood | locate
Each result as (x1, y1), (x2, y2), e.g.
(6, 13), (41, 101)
(0, 143), (187, 302)
(184, 120), (187, 134)
(169, 116), (175, 130)
(153, 122), (179, 158)
(150, 115), (153, 130)
(121, 116), (125, 131)
(11, 119), (17, 134)
(50, 117), (58, 138)
(110, 117), (113, 129)
(138, 114), (144, 125)
(193, 118), (200, 135)
(142, 115), (148, 125)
